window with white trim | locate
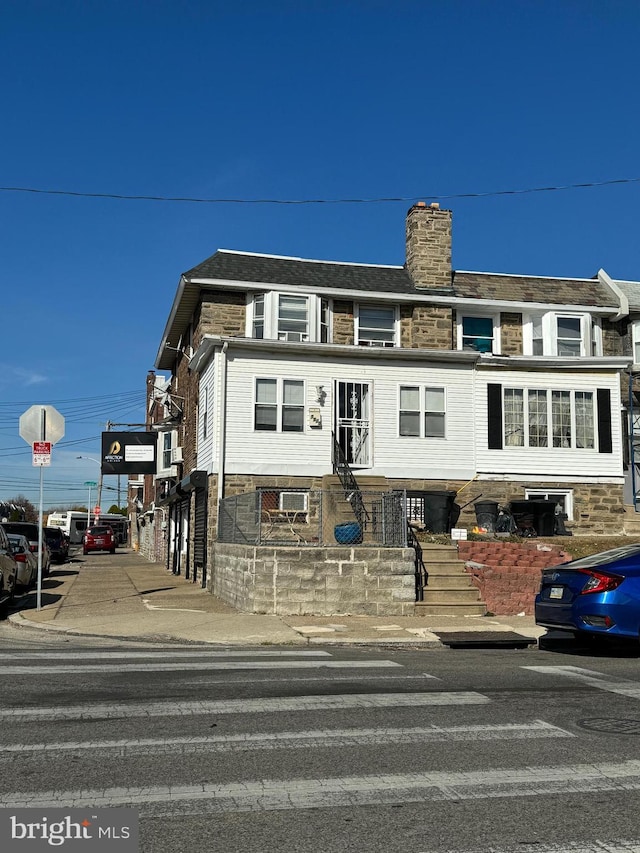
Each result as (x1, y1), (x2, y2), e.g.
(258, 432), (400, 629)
(502, 387), (595, 449)
(248, 293), (331, 343)
(525, 489), (574, 521)
(457, 313), (500, 354)
(254, 378), (304, 432)
(525, 312), (601, 357)
(356, 304), (397, 347)
(399, 386), (446, 438)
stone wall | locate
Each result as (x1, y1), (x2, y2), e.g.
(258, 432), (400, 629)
(196, 290), (246, 343)
(457, 540), (572, 615)
(500, 312), (523, 355)
(403, 305), (453, 349)
(210, 543), (416, 616)
(332, 300), (354, 345)
(221, 475), (626, 535)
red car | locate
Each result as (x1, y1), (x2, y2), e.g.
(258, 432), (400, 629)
(83, 525), (116, 555)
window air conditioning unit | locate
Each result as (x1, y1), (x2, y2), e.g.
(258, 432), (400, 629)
(170, 446), (184, 464)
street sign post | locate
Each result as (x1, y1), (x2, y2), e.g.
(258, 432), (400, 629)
(19, 405), (65, 612)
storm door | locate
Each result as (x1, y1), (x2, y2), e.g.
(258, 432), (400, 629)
(335, 381), (371, 467)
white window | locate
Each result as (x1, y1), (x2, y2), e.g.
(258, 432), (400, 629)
(255, 378), (304, 432)
(356, 304), (397, 347)
(278, 295), (309, 342)
(525, 312), (601, 357)
(457, 313), (500, 354)
(247, 293), (331, 343)
(525, 489), (573, 521)
(399, 386), (446, 438)
(159, 430), (177, 471)
(502, 388), (594, 450)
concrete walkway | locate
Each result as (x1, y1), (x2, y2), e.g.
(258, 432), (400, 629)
(7, 548), (544, 647)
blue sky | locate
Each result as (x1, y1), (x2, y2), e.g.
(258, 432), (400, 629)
(2, 0), (640, 509)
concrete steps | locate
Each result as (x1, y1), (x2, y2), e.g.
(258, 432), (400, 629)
(414, 544), (487, 617)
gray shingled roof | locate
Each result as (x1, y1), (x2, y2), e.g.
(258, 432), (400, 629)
(185, 250), (617, 307)
(614, 279), (640, 312)
(184, 250), (417, 294)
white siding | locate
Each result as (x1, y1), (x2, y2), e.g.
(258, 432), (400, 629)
(475, 366), (624, 480)
(196, 352), (217, 473)
(222, 351), (478, 479)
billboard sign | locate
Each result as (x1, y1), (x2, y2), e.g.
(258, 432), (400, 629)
(101, 432), (157, 475)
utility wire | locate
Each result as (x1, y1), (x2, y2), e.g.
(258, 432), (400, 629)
(1, 177), (640, 205)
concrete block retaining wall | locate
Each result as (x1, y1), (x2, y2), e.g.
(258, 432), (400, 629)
(210, 543), (416, 616)
(457, 540), (572, 616)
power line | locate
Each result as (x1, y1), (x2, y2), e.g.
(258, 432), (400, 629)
(1, 177), (640, 205)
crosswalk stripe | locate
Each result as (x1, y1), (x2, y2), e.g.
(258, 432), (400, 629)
(0, 691), (489, 721)
(0, 659), (402, 675)
(524, 665), (640, 699)
(4, 759), (640, 811)
(0, 720), (572, 756)
(0, 650), (332, 659)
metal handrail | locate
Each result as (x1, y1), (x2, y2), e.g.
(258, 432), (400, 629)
(331, 433), (370, 527)
(407, 524), (427, 601)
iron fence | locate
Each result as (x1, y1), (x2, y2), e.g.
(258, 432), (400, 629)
(217, 489), (408, 547)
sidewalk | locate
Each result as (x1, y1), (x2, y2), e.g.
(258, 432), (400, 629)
(8, 549), (544, 647)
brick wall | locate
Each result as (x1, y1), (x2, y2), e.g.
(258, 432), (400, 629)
(210, 543), (416, 616)
(457, 540), (572, 615)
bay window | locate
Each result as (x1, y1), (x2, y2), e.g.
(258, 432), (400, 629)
(248, 293), (331, 343)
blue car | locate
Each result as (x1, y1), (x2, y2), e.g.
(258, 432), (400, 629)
(535, 544), (640, 642)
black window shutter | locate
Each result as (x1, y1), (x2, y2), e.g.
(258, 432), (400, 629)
(597, 388), (612, 454)
(487, 384), (503, 449)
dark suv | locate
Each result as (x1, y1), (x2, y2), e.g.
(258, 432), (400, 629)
(44, 527), (69, 564)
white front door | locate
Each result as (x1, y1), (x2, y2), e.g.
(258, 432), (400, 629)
(335, 381), (371, 467)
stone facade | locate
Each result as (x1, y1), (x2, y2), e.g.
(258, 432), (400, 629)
(402, 305), (453, 349)
(196, 290), (246, 345)
(210, 542), (416, 616)
(405, 204), (453, 290)
(500, 312), (523, 355)
(332, 300), (354, 345)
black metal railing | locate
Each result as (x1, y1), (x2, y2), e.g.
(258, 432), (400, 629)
(408, 524), (428, 601)
(331, 432), (370, 528)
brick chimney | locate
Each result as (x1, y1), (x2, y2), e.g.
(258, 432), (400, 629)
(405, 202), (453, 290)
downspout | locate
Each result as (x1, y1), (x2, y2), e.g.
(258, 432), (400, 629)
(217, 342), (229, 509)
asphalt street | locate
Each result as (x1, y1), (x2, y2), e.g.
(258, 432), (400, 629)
(1, 626), (640, 853)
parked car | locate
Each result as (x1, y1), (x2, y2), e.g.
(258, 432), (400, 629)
(83, 525), (116, 555)
(535, 544), (640, 642)
(44, 526), (69, 564)
(0, 522), (51, 577)
(7, 533), (38, 588)
(0, 525), (17, 602)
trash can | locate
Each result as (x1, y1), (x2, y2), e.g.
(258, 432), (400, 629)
(473, 500), (499, 532)
(415, 490), (457, 534)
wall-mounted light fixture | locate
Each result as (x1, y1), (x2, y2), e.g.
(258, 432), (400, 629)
(315, 385), (327, 405)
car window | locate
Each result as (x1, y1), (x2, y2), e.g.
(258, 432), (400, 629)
(88, 527), (112, 535)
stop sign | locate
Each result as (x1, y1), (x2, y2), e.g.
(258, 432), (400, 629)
(19, 405), (65, 445)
